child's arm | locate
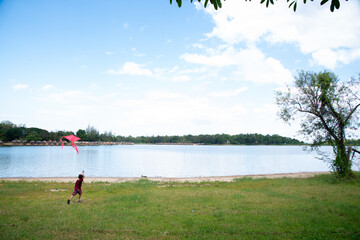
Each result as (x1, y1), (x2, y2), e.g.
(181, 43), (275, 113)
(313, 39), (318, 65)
(82, 170), (85, 178)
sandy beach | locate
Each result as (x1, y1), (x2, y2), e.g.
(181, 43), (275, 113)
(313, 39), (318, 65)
(0, 171), (330, 183)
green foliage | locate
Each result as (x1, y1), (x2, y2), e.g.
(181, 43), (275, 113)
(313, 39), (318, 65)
(171, 0), (346, 12)
(121, 133), (303, 145)
(347, 139), (360, 146)
(0, 121), (17, 142)
(0, 121), (73, 142)
(76, 129), (86, 140)
(1, 175), (360, 239)
(0, 120), (305, 145)
(276, 70), (360, 178)
(85, 125), (100, 141)
(171, 0), (222, 10)
(100, 131), (117, 142)
(25, 131), (41, 142)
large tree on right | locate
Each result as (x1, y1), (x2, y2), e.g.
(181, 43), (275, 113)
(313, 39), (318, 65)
(276, 70), (360, 178)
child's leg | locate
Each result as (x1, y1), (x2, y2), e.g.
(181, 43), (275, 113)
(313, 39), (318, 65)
(78, 194), (82, 202)
(68, 191), (77, 202)
(69, 194), (76, 201)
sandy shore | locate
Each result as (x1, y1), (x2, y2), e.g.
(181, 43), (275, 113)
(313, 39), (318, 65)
(0, 172), (330, 183)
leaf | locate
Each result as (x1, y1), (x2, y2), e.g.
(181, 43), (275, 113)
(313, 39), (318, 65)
(333, 0), (340, 9)
(270, 0), (274, 4)
(176, 0), (182, 7)
(294, 2), (297, 11)
(260, 0), (266, 4)
(320, 0), (329, 6)
(204, 0), (209, 8)
(303, 0), (307, 3)
(289, 1), (295, 8)
(213, 0), (218, 10)
(330, 3), (334, 12)
(266, 0), (270, 8)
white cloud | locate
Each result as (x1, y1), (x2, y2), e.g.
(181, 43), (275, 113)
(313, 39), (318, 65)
(45, 90), (101, 105)
(181, 45), (293, 85)
(181, 45), (238, 67)
(209, 87), (248, 97)
(105, 51), (114, 55)
(171, 75), (191, 82)
(107, 62), (153, 76)
(146, 90), (186, 100)
(123, 22), (128, 28)
(203, 0), (360, 68)
(31, 83), (296, 137)
(192, 43), (205, 49)
(178, 67), (208, 74)
(89, 83), (98, 90)
(167, 66), (179, 73)
(110, 95), (251, 135)
(131, 48), (145, 57)
(12, 83), (29, 90)
(311, 48), (360, 69)
(41, 85), (54, 91)
(253, 104), (278, 115)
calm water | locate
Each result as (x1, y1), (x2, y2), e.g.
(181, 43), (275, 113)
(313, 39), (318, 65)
(0, 145), (332, 178)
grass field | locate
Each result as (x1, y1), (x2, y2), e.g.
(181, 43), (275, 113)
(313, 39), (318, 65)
(1, 174), (360, 239)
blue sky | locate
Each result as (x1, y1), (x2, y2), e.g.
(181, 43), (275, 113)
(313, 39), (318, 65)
(1, 0), (359, 138)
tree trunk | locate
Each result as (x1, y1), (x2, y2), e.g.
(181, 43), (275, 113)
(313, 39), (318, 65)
(333, 140), (353, 177)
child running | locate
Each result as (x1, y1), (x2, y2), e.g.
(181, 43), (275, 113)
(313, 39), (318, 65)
(67, 170), (85, 204)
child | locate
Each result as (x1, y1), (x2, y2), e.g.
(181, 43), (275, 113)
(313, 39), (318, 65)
(67, 170), (85, 204)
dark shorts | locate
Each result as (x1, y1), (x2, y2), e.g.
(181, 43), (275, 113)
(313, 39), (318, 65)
(72, 188), (82, 196)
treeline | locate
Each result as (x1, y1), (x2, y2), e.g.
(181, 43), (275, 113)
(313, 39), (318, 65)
(347, 139), (360, 146)
(121, 134), (304, 145)
(0, 121), (116, 143)
(0, 120), (307, 145)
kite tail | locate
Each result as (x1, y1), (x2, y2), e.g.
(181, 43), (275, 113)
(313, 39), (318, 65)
(72, 144), (79, 154)
(60, 136), (64, 149)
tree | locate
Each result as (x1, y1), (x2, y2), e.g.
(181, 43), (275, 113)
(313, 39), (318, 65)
(276, 70), (360, 178)
(26, 131), (42, 142)
(100, 131), (116, 142)
(170, 0), (348, 12)
(76, 129), (87, 141)
(85, 125), (100, 141)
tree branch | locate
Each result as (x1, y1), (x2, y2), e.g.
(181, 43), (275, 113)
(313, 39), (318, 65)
(352, 148), (360, 154)
(296, 107), (339, 141)
(344, 103), (360, 123)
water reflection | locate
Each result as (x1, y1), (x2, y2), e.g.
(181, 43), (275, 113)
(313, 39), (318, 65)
(0, 145), (333, 177)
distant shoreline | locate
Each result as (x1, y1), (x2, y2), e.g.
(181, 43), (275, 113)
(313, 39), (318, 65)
(0, 142), (305, 147)
(0, 141), (134, 146)
(0, 172), (330, 183)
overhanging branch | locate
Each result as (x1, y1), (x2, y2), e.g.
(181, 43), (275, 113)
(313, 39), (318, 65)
(345, 103), (360, 123)
(352, 148), (360, 154)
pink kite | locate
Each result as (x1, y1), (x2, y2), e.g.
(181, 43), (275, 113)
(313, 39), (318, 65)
(60, 135), (81, 154)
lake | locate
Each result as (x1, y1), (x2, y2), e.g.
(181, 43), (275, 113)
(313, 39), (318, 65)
(0, 145), (335, 178)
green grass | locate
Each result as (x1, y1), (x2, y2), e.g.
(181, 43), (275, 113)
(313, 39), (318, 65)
(1, 174), (360, 239)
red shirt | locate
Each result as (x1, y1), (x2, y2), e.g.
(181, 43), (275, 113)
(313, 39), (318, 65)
(74, 178), (83, 190)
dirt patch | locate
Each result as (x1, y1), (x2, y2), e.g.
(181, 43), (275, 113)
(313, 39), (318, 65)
(49, 189), (66, 192)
